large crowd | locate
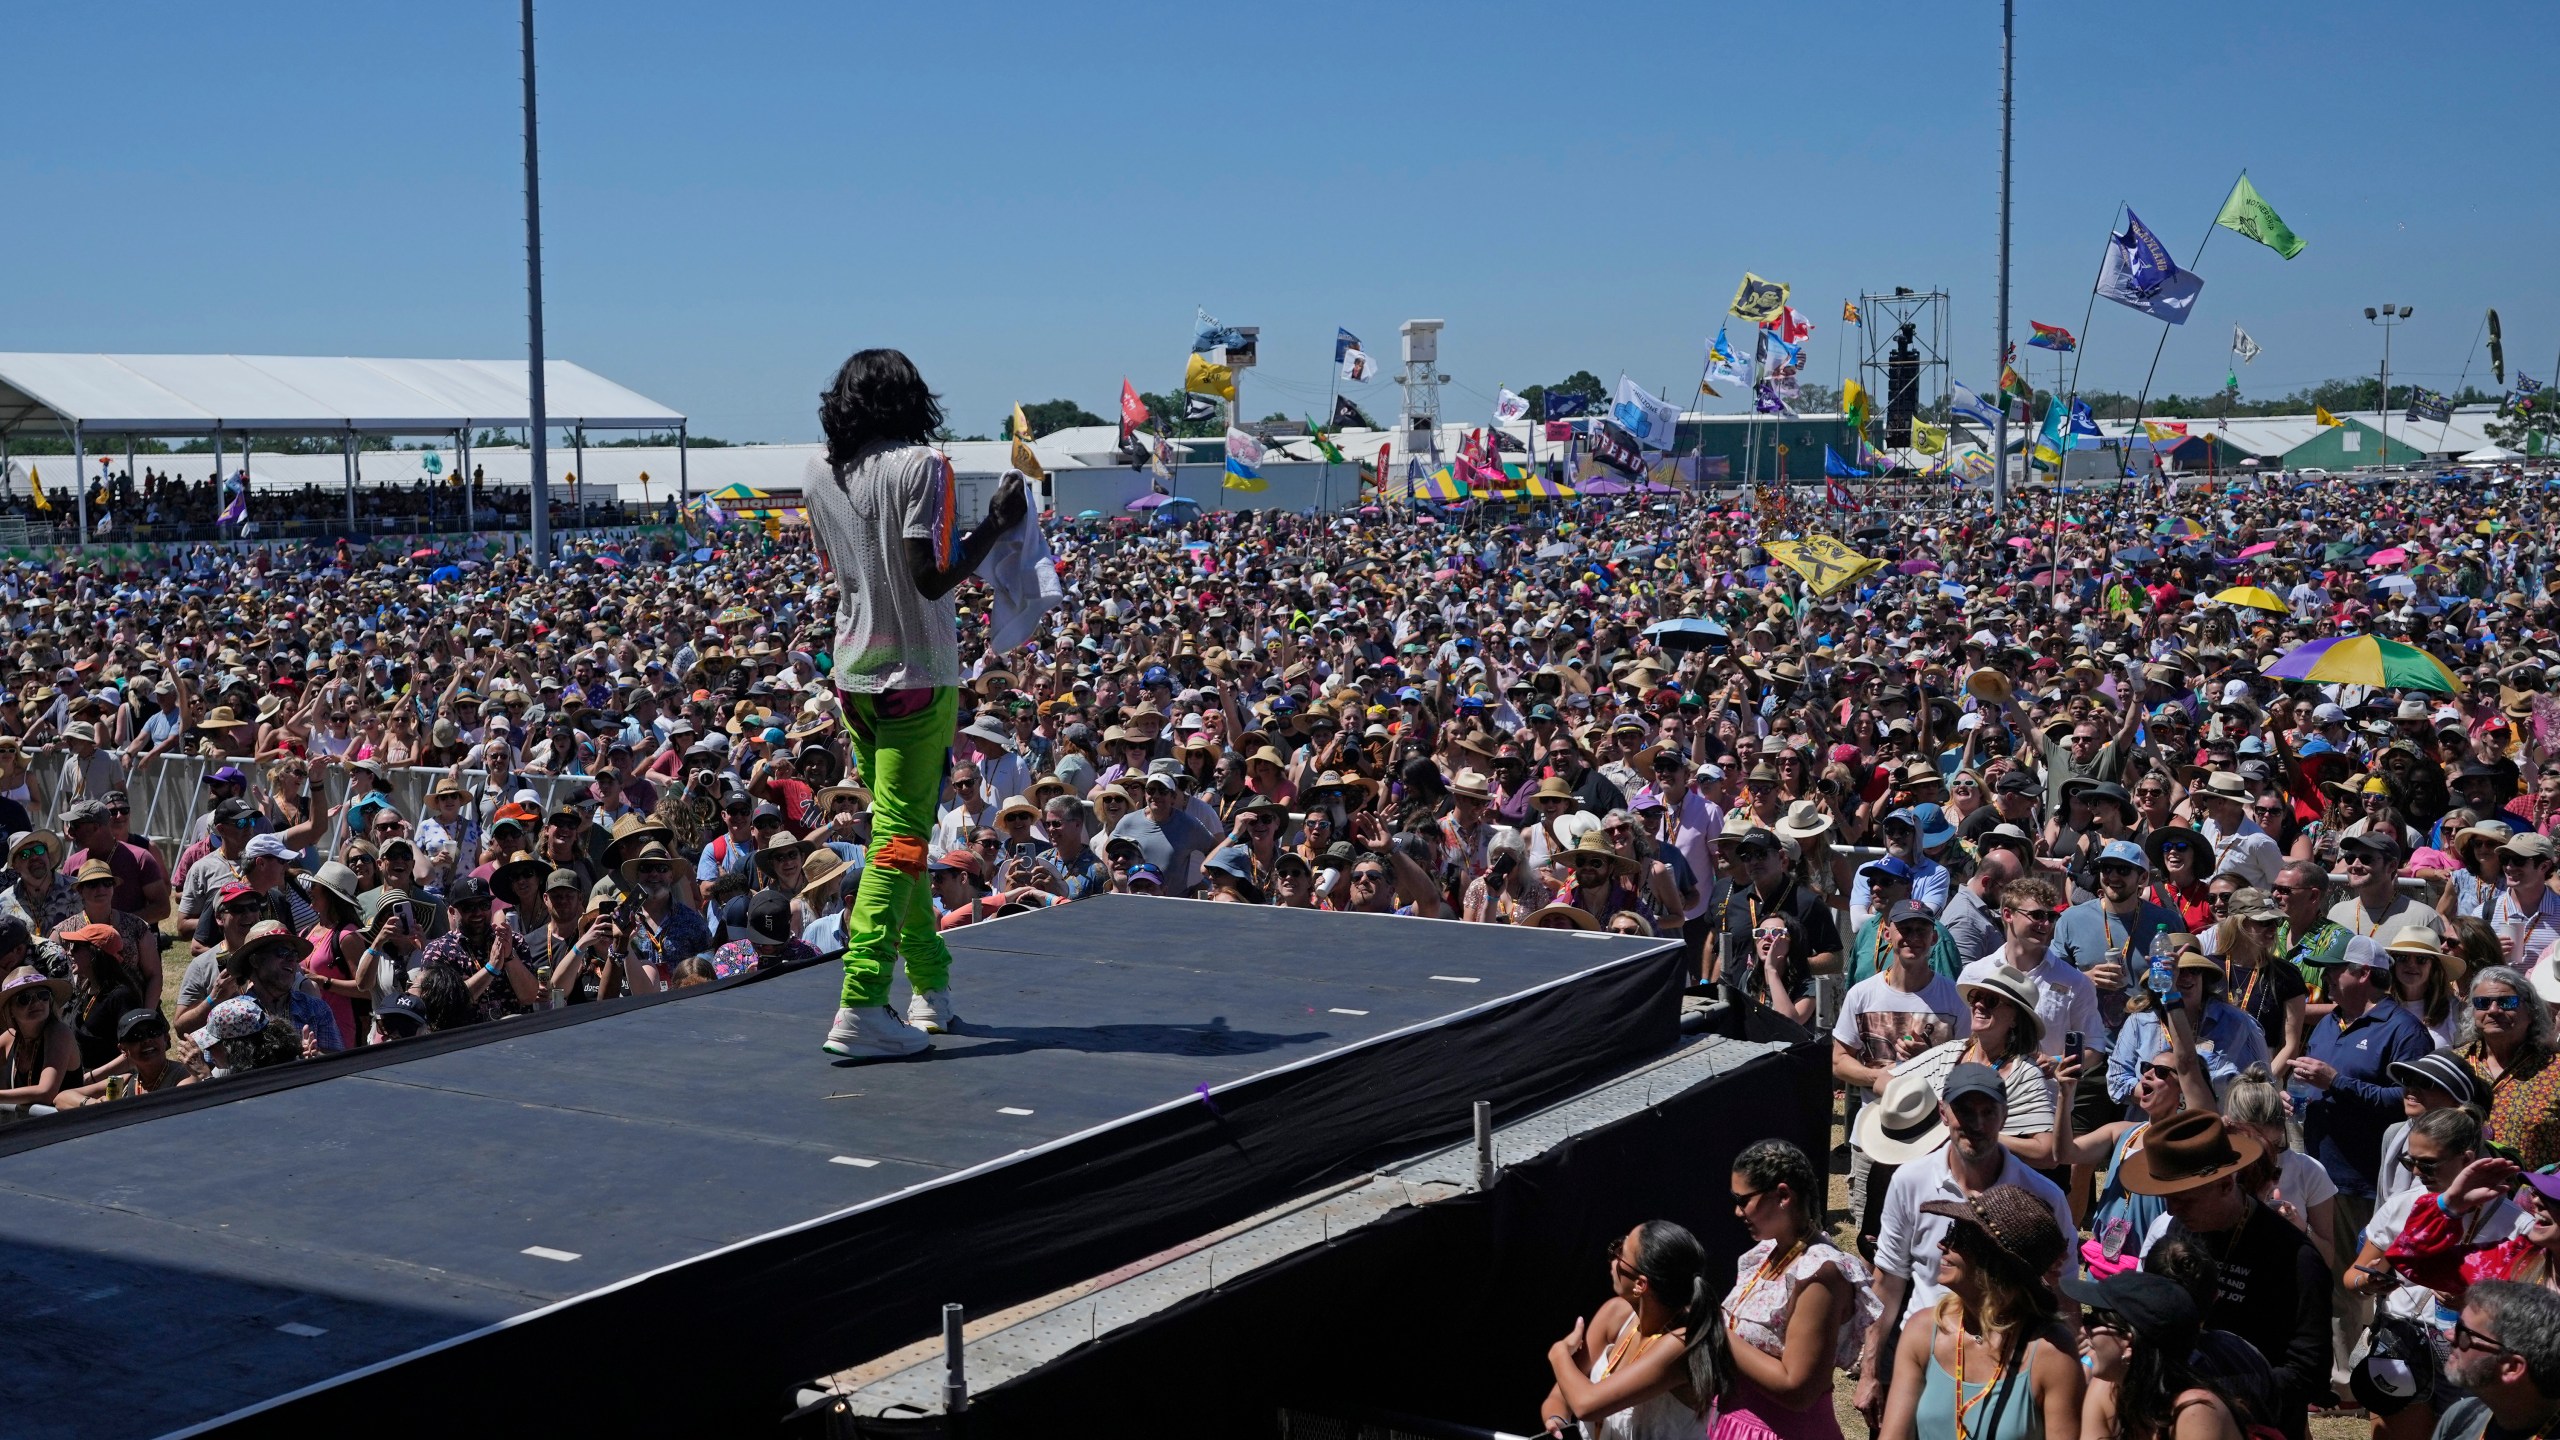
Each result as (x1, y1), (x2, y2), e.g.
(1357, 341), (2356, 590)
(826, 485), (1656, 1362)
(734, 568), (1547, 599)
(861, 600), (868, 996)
(0, 363), (2557, 1440)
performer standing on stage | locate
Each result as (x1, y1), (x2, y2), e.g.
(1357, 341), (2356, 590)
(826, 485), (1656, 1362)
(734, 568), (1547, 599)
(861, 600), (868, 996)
(803, 349), (1027, 1059)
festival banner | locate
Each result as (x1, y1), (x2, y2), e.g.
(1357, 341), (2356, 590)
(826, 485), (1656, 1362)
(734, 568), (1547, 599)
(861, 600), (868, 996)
(1729, 272), (1789, 322)
(1586, 422), (1644, 477)
(2213, 174), (2306, 259)
(1764, 535), (1886, 597)
(1183, 353), (1237, 400)
(1610, 376), (1680, 451)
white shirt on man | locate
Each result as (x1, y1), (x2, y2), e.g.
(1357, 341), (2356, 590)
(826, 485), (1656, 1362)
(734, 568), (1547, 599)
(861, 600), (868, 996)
(1873, 1146), (2075, 1318)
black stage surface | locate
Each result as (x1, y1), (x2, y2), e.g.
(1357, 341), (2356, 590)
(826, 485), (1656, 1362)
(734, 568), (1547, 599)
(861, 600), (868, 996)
(0, 897), (1679, 1439)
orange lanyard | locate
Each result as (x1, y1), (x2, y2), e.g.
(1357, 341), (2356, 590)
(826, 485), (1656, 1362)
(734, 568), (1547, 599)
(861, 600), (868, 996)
(1951, 1328), (2010, 1440)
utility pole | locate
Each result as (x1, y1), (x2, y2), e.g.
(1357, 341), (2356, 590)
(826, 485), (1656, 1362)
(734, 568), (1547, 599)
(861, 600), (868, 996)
(1991, 0), (2013, 518)
(523, 0), (552, 568)
(2367, 304), (2412, 462)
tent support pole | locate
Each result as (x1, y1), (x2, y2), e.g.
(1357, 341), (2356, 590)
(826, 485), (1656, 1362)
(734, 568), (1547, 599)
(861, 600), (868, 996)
(677, 421), (689, 512)
(462, 425), (475, 534)
(73, 421), (87, 547)
(574, 426), (584, 530)
(344, 431), (357, 532)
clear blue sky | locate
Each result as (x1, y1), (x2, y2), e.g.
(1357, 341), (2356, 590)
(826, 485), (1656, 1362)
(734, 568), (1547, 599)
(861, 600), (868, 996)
(11, 1), (2555, 442)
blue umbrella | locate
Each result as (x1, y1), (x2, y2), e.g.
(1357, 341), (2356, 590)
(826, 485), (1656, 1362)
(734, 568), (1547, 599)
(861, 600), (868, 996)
(427, 565), (463, 584)
(1642, 617), (1729, 652)
(1075, 509), (1103, 519)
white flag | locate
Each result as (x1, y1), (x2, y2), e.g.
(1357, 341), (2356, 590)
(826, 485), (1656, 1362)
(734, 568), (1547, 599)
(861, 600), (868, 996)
(2233, 324), (2260, 363)
(1340, 347), (1379, 383)
(1494, 388), (1530, 423)
(1609, 374), (1681, 451)
(1223, 426), (1268, 469)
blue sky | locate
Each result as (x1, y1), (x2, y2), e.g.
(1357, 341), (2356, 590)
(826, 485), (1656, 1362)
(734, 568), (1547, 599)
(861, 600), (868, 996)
(10, 1), (2555, 442)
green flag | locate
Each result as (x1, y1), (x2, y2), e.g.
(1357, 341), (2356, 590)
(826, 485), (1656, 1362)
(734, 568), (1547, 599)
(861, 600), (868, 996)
(1305, 417), (1345, 464)
(2215, 174), (2305, 259)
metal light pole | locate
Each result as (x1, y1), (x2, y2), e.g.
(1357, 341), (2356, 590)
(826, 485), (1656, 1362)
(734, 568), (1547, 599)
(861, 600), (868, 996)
(1991, 0), (2013, 518)
(523, 0), (552, 568)
(2365, 304), (2411, 463)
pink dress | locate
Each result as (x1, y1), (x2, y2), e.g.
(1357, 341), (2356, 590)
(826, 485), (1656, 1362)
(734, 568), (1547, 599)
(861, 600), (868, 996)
(302, 926), (359, 1049)
(1710, 1239), (1880, 1440)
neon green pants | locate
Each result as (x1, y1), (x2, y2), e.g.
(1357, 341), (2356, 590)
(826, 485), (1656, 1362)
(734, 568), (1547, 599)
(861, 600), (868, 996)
(839, 685), (956, 1008)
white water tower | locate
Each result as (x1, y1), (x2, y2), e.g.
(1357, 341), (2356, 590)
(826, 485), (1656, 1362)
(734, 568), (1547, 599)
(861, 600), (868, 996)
(1395, 319), (1447, 462)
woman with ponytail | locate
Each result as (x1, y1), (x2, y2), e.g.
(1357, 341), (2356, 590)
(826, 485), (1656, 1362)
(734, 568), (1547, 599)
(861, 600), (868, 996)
(1542, 1219), (1731, 1438)
(1715, 1139), (1882, 1440)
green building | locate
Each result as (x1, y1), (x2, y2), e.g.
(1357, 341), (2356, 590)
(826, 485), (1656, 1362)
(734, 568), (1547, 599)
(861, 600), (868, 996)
(2278, 418), (2427, 470)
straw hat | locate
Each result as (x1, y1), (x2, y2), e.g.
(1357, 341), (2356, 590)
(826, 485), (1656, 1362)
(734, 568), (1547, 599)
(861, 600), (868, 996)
(1520, 903), (1599, 931)
(1966, 668), (2013, 703)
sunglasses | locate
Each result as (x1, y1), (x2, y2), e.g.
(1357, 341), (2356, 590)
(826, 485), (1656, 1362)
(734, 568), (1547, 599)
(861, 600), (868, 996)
(1349, 870), (1389, 884)
(2399, 1150), (2457, 1175)
(1730, 1188), (1767, 1213)
(2008, 908), (2062, 925)
(2141, 1063), (2182, 1083)
(2473, 993), (2525, 1013)
(2450, 1321), (2516, 1357)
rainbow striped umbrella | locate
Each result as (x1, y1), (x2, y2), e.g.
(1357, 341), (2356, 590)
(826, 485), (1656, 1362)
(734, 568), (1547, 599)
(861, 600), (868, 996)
(2262, 635), (2462, 694)
(2155, 516), (2208, 539)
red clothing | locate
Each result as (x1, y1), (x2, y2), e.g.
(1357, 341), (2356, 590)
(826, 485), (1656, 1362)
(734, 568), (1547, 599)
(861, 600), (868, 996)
(302, 925), (360, 1049)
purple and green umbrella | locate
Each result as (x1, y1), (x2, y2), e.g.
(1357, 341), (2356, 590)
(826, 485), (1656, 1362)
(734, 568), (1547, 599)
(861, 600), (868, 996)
(2261, 635), (2462, 694)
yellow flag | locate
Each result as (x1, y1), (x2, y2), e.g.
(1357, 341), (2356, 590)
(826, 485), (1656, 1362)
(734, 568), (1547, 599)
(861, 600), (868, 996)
(1221, 471), (1268, 493)
(27, 466), (48, 513)
(1008, 404), (1047, 480)
(2315, 406), (2343, 427)
(1910, 419), (1947, 455)
(1183, 352), (1236, 401)
(1763, 535), (1882, 597)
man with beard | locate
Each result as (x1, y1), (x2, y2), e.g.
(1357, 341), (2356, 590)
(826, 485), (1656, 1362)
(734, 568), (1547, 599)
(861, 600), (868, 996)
(604, 841), (710, 993)
(417, 876), (546, 1021)
(2437, 1283), (2560, 1440)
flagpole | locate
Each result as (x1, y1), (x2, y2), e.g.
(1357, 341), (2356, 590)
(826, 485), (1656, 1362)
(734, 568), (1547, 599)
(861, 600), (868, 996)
(2124, 174), (2243, 484)
(2064, 205), (2119, 405)
(1992, 0), (2013, 519)
(2437, 312), (2486, 457)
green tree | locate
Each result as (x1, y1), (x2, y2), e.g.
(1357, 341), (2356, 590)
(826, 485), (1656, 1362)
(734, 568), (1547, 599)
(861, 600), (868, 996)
(1010, 399), (1105, 438)
(600, 431), (731, 448)
(1517, 370), (1608, 421)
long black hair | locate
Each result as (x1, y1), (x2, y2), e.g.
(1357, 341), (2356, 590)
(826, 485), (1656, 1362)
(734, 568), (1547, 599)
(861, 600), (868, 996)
(819, 348), (946, 467)
(1628, 1219), (1733, 1404)
(1732, 1138), (1820, 1238)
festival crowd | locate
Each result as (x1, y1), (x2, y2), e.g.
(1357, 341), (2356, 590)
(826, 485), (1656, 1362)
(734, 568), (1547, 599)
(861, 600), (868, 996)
(0, 406), (2556, 1440)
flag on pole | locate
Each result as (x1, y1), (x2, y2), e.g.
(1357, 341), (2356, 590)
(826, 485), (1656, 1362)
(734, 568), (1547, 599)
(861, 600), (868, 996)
(1761, 305), (1813, 345)
(1330, 395), (1374, 429)
(1182, 392), (1221, 422)
(1729, 272), (1789, 322)
(1999, 364), (2033, 415)
(1183, 352), (1237, 400)
(1191, 307), (1246, 354)
(1541, 392), (1593, 419)
(2313, 406), (2343, 427)
(2143, 420), (2190, 442)
(2098, 210), (2205, 324)
(27, 467), (48, 513)
(1334, 327), (1361, 362)
(1823, 446), (1866, 479)
(1841, 379), (1871, 434)
(1494, 388), (1531, 423)
(1704, 327), (1754, 393)
(1826, 472), (1858, 509)
(2232, 325), (2261, 364)
(2027, 321), (2077, 351)
(1949, 382), (2003, 430)
(1339, 347), (1380, 383)
(1306, 418), (1346, 464)
(2489, 310), (2506, 385)
(2213, 174), (2306, 259)
(1222, 427), (1268, 490)
(2069, 399), (2103, 439)
(1009, 404), (1047, 481)
(1609, 376), (1680, 450)
(1842, 300), (1861, 324)
(1911, 419), (1948, 455)
(1119, 380), (1149, 430)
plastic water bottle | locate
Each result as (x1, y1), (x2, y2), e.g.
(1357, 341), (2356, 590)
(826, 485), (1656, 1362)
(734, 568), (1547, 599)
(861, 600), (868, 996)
(2146, 932), (2176, 998)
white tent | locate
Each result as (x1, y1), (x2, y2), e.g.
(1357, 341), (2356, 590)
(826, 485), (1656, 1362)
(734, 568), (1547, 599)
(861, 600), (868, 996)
(2459, 445), (2526, 464)
(0, 354), (681, 436)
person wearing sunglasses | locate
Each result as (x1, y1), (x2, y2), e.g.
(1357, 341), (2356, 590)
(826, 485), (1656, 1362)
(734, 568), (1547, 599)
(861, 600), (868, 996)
(2435, 1282), (2560, 1440)
(2461, 966), (2560, 1170)
(2112, 942), (2270, 1110)
(1716, 1138), (1880, 1440)
(2065, 1270), (2243, 1440)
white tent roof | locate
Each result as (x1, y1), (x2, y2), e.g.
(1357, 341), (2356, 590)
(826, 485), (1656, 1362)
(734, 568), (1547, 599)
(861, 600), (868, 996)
(0, 354), (683, 436)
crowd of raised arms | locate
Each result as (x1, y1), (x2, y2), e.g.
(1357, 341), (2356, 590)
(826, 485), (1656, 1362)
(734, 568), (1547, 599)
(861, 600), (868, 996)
(0, 418), (2556, 1440)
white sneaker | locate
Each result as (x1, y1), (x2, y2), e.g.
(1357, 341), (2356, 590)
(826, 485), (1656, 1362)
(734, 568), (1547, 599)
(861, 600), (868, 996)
(823, 1006), (931, 1059)
(906, 989), (956, 1035)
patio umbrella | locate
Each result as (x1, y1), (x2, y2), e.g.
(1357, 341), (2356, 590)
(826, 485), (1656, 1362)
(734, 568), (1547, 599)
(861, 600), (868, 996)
(2212, 586), (2289, 614)
(2005, 536), (2037, 549)
(1075, 509), (1103, 519)
(2156, 517), (2208, 539)
(2237, 541), (2280, 558)
(1642, 617), (1730, 651)
(2262, 635), (2461, 694)
(1897, 559), (1940, 575)
(2116, 547), (2158, 565)
(1125, 494), (1169, 510)
(2369, 546), (2409, 568)
(426, 565), (463, 584)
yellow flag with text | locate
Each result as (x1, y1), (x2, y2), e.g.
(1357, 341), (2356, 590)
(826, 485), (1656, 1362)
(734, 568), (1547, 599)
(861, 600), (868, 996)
(1008, 404), (1047, 481)
(1763, 535), (1886, 597)
(1910, 419), (1947, 455)
(1182, 353), (1236, 401)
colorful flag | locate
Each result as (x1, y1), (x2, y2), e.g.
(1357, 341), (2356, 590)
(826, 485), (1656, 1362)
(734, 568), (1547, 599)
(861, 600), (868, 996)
(1223, 426), (1268, 490)
(1824, 446), (1866, 479)
(2069, 399), (2103, 439)
(2213, 174), (2305, 259)
(2028, 321), (2077, 352)
(1494, 388), (1531, 423)
(1150, 436), (1176, 481)
(2406, 388), (2452, 423)
(1949, 382), (2003, 430)
(1120, 379), (1150, 430)
(1843, 300), (1861, 324)
(2142, 420), (2190, 442)
(1826, 473), (1858, 509)
(1999, 364), (2033, 416)
(1541, 392), (1593, 419)
(1841, 379), (1871, 433)
(2232, 325), (2261, 364)
(1545, 421), (1576, 442)
(1334, 327), (1361, 362)
(1729, 272), (1789, 322)
(1340, 347), (1380, 383)
(1306, 418), (1346, 464)
(1911, 419), (1947, 455)
(1009, 404), (1047, 481)
(1610, 375), (1680, 450)
(2098, 211), (2205, 324)
(2313, 406), (2343, 427)
(1754, 383), (1792, 417)
(1183, 352), (1236, 400)
(1704, 327), (1754, 393)
(1762, 305), (1813, 345)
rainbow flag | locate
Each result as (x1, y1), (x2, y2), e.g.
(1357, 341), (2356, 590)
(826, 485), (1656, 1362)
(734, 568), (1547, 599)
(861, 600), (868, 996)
(2028, 320), (2077, 352)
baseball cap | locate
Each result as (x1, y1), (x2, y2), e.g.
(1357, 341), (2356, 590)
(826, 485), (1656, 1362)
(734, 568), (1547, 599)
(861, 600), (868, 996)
(1886, 898), (1938, 927)
(373, 992), (430, 1037)
(1126, 862), (1165, 889)
(1940, 1062), (2005, 1106)
(2096, 839), (2149, 871)
(241, 834), (297, 863)
(1860, 856), (1916, 883)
